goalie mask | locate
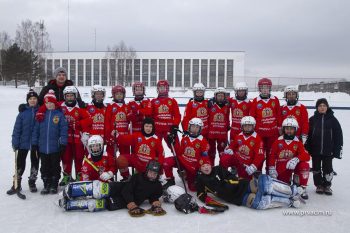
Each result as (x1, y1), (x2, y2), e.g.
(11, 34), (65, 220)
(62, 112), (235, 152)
(192, 83), (206, 102)
(174, 193), (199, 214)
(87, 135), (104, 162)
(284, 85), (299, 106)
(163, 185), (186, 203)
(240, 116), (256, 136)
(282, 117), (299, 140)
(188, 118), (203, 138)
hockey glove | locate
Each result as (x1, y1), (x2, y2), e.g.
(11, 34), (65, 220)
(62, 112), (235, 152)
(224, 148), (233, 155)
(198, 206), (225, 214)
(245, 164), (257, 176)
(167, 133), (176, 145)
(205, 196), (229, 210)
(80, 132), (90, 147)
(100, 171), (114, 182)
(268, 166), (278, 178)
(286, 157), (299, 170)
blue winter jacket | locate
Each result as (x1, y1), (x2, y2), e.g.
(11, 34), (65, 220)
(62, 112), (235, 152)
(12, 105), (38, 150)
(32, 109), (68, 154)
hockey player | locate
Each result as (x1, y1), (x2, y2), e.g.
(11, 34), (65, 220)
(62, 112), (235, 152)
(151, 80), (181, 151)
(182, 83), (209, 138)
(220, 116), (265, 179)
(196, 157), (303, 210)
(127, 82), (152, 133)
(59, 86), (92, 186)
(115, 117), (165, 180)
(249, 78), (281, 170)
(268, 117), (310, 199)
(229, 82), (251, 143)
(80, 135), (116, 182)
(104, 85), (131, 157)
(32, 90), (68, 194)
(207, 87), (230, 164)
(280, 85), (309, 144)
(59, 160), (166, 217)
(7, 89), (40, 195)
(163, 118), (210, 191)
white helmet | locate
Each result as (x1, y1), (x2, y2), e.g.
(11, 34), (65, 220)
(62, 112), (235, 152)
(63, 86), (78, 97)
(193, 83), (206, 91)
(87, 135), (104, 158)
(214, 87), (226, 95)
(284, 85), (299, 98)
(91, 85), (106, 98)
(241, 116), (256, 135)
(282, 117), (299, 129)
(234, 82), (248, 91)
(188, 118), (203, 138)
(163, 185), (186, 203)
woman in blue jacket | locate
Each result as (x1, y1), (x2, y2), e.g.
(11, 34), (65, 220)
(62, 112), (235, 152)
(7, 90), (40, 194)
(32, 90), (68, 195)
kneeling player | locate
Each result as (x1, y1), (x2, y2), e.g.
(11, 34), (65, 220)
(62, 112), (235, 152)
(196, 157), (303, 210)
(59, 160), (166, 217)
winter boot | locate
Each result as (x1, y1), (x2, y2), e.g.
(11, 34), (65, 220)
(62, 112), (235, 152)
(59, 173), (71, 186)
(300, 187), (308, 200)
(50, 177), (59, 194)
(316, 185), (324, 194)
(41, 178), (50, 195)
(28, 179), (37, 193)
(162, 178), (175, 190)
(324, 186), (333, 196)
(6, 177), (22, 195)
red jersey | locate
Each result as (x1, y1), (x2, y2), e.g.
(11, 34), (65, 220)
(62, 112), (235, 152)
(127, 98), (152, 132)
(151, 97), (181, 133)
(86, 103), (107, 138)
(208, 103), (230, 139)
(249, 96), (281, 137)
(117, 132), (164, 172)
(229, 98), (251, 136)
(182, 99), (209, 136)
(104, 102), (130, 142)
(80, 152), (116, 181)
(227, 132), (265, 169)
(174, 135), (210, 173)
(61, 103), (92, 144)
(268, 136), (310, 167)
(280, 102), (309, 137)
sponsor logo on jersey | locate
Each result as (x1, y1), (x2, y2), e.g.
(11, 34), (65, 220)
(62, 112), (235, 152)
(262, 108), (273, 118)
(211, 108), (216, 112)
(257, 103), (263, 109)
(278, 143), (283, 149)
(197, 107), (208, 117)
(53, 115), (60, 124)
(115, 112), (126, 121)
(282, 110), (287, 115)
(271, 101), (275, 107)
(138, 144), (151, 155)
(75, 110), (79, 117)
(296, 109), (300, 116)
(151, 141), (155, 147)
(279, 149), (294, 159)
(184, 147), (196, 157)
(137, 137), (142, 143)
(158, 104), (169, 113)
(195, 143), (200, 149)
(112, 107), (117, 113)
(238, 145), (250, 156)
(250, 141), (255, 147)
(168, 100), (172, 106)
(192, 103), (198, 108)
(155, 100), (160, 105)
(89, 107), (95, 113)
(214, 113), (225, 122)
(293, 144), (298, 151)
(233, 108), (244, 117)
(237, 139), (242, 145)
(93, 113), (104, 123)
(242, 104), (247, 110)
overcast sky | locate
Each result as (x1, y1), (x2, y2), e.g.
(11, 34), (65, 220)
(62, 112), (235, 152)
(1, 0), (349, 78)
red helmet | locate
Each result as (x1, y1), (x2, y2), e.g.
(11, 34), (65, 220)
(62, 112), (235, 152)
(132, 81), (145, 96)
(258, 78), (272, 88)
(157, 80), (169, 95)
(111, 85), (126, 97)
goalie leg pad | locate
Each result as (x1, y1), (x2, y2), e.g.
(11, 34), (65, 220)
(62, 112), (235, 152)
(65, 181), (94, 199)
(92, 180), (110, 199)
(259, 175), (294, 198)
(65, 199), (106, 212)
(254, 195), (293, 210)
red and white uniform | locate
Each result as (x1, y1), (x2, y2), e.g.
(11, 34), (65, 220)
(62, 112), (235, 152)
(104, 102), (130, 155)
(268, 136), (310, 186)
(249, 95), (281, 164)
(116, 132), (164, 178)
(229, 98), (251, 141)
(151, 97), (181, 148)
(163, 135), (209, 191)
(127, 98), (152, 133)
(80, 152), (117, 182)
(280, 102), (309, 137)
(86, 103), (107, 139)
(61, 103), (92, 176)
(220, 132), (265, 179)
(182, 99), (209, 138)
(207, 102), (230, 164)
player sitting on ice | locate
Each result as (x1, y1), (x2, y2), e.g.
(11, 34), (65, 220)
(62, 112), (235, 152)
(196, 157), (304, 210)
(163, 118), (209, 191)
(59, 160), (166, 217)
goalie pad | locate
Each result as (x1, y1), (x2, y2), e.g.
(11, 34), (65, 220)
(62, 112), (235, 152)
(64, 181), (110, 199)
(63, 198), (106, 212)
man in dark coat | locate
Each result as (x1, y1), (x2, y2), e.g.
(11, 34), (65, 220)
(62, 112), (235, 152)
(305, 98), (343, 195)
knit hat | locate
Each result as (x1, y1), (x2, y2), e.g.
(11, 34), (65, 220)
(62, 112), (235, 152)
(26, 89), (38, 102)
(198, 157), (212, 167)
(316, 98), (329, 108)
(44, 90), (57, 104)
(53, 67), (67, 78)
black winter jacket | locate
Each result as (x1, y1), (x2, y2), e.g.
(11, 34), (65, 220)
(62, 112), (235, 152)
(305, 108), (343, 158)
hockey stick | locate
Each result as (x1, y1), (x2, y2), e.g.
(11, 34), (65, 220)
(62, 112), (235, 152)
(14, 150), (26, 200)
(83, 156), (100, 174)
(170, 143), (188, 194)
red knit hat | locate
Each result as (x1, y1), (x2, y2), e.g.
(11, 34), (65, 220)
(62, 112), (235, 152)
(198, 156), (212, 167)
(44, 90), (57, 104)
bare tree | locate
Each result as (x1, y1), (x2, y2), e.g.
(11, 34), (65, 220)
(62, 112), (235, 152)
(0, 31), (12, 50)
(106, 40), (137, 86)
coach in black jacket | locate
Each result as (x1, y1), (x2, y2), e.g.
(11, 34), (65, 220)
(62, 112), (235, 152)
(305, 98), (343, 195)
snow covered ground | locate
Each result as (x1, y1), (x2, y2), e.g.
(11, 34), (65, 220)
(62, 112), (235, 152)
(0, 85), (349, 233)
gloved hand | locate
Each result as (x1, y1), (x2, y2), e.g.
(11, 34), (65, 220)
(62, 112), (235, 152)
(170, 125), (179, 136)
(167, 132), (176, 145)
(224, 148), (233, 155)
(268, 166), (278, 178)
(18, 103), (27, 112)
(80, 132), (90, 147)
(99, 171), (114, 181)
(35, 112), (45, 122)
(245, 164), (257, 176)
(286, 157), (299, 170)
(59, 144), (66, 153)
(205, 196), (229, 210)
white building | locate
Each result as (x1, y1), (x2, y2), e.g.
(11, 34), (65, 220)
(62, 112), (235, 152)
(42, 51), (245, 88)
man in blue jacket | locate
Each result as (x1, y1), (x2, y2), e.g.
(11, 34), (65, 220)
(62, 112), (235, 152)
(32, 90), (68, 194)
(7, 90), (40, 195)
